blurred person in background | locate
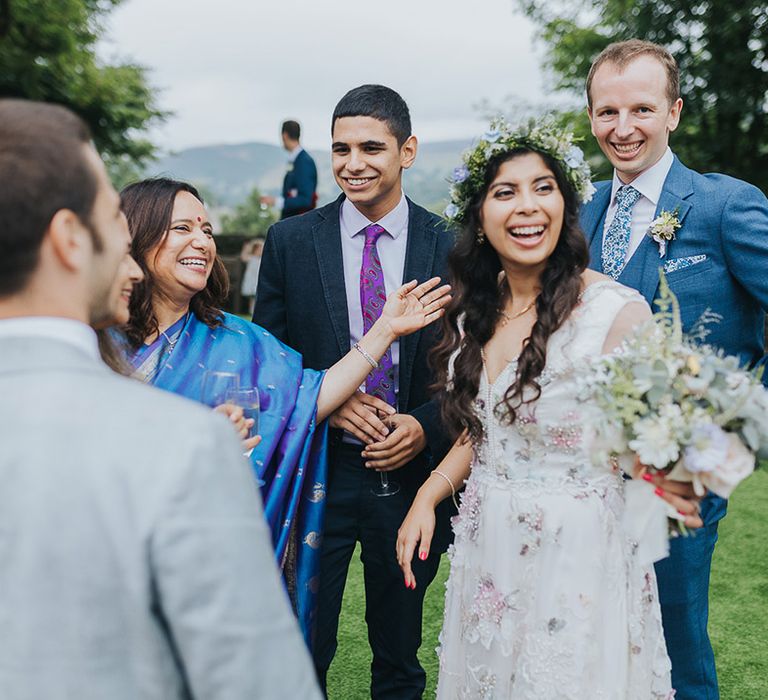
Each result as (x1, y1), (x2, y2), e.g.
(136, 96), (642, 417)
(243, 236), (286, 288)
(261, 119), (318, 219)
(240, 237), (264, 314)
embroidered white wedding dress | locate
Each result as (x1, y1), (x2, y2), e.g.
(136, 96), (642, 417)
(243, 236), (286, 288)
(436, 281), (674, 699)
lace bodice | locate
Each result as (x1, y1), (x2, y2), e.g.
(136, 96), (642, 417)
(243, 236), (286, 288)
(471, 280), (646, 486)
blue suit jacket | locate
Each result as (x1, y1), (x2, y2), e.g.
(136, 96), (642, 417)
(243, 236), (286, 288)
(582, 155), (768, 380)
(253, 195), (456, 547)
(281, 149), (318, 219)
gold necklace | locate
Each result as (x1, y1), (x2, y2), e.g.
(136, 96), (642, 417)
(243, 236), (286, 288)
(500, 300), (536, 326)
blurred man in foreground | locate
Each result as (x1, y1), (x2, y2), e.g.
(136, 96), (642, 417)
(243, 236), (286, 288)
(0, 98), (321, 700)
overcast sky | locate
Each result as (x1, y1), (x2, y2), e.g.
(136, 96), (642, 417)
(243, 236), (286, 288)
(98, 0), (555, 152)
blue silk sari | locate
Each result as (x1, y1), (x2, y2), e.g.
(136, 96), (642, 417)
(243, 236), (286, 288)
(123, 312), (328, 648)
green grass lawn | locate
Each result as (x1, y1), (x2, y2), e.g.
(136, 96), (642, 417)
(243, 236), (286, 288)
(327, 469), (768, 699)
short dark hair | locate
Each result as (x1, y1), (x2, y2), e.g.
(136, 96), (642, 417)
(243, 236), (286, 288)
(120, 178), (228, 348)
(281, 120), (301, 141)
(587, 40), (680, 108)
(0, 99), (98, 296)
(331, 84), (412, 146)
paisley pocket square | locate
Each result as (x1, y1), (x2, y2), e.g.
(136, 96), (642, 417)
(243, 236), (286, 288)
(663, 255), (707, 274)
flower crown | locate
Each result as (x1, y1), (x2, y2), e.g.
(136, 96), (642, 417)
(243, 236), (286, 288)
(443, 115), (596, 224)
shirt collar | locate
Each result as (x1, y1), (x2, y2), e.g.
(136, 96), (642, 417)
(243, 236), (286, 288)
(287, 145), (303, 163)
(610, 147), (674, 207)
(0, 316), (100, 360)
(340, 193), (409, 241)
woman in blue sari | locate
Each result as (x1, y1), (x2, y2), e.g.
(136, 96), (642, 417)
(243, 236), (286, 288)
(117, 178), (450, 646)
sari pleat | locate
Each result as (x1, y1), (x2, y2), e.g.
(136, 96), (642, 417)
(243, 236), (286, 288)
(121, 312), (327, 648)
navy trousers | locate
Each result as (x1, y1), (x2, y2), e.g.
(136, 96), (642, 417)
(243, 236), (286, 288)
(312, 444), (442, 700)
(655, 495), (725, 699)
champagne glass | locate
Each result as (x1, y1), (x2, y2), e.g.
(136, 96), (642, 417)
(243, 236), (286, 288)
(200, 370), (239, 407)
(225, 387), (260, 438)
(222, 384), (264, 486)
(371, 412), (400, 497)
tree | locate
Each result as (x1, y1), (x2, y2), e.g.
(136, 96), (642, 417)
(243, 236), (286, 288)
(220, 187), (278, 237)
(516, 0), (768, 191)
(0, 0), (166, 185)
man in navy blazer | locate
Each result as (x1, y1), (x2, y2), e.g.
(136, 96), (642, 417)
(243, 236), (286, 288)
(581, 40), (768, 699)
(254, 85), (454, 699)
(271, 119), (318, 219)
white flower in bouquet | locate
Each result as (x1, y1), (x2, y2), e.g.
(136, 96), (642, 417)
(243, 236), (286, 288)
(682, 423), (730, 474)
(628, 402), (684, 469)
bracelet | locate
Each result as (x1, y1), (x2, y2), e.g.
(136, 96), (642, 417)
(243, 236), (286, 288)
(353, 342), (379, 370)
(432, 469), (460, 510)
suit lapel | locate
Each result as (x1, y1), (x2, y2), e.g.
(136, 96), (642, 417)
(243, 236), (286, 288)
(312, 196), (350, 358)
(398, 200), (438, 411)
(636, 157), (695, 302)
(582, 183), (612, 271)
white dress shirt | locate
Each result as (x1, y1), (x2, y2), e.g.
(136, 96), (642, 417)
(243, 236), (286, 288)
(603, 147), (674, 261)
(340, 193), (409, 397)
(0, 316), (100, 360)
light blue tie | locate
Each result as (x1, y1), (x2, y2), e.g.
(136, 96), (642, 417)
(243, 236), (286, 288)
(602, 185), (642, 279)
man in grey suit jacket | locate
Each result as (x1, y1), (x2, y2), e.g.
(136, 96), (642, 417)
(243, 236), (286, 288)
(581, 41), (768, 700)
(0, 99), (321, 699)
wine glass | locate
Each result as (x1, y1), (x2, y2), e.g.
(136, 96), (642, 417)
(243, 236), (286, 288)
(200, 370), (239, 408)
(371, 412), (400, 497)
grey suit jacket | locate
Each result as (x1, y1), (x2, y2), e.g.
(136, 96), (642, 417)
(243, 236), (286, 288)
(0, 337), (321, 700)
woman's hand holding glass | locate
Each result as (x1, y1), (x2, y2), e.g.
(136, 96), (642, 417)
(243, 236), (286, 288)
(213, 403), (261, 453)
(202, 370), (261, 454)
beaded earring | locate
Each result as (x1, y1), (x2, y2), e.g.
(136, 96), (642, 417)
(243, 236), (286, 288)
(476, 227), (485, 245)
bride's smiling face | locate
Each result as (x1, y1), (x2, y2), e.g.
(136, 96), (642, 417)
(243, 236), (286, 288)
(480, 152), (565, 276)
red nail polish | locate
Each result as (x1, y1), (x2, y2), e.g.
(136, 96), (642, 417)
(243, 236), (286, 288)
(642, 473), (653, 482)
(410, 581), (416, 590)
(404, 577), (409, 588)
(654, 487), (664, 497)
(677, 509), (686, 516)
(419, 551), (427, 561)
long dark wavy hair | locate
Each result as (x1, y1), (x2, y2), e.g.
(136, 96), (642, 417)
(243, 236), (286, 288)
(432, 148), (589, 442)
(120, 178), (228, 349)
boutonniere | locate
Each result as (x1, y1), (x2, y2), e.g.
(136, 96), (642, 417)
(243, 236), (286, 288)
(648, 209), (681, 257)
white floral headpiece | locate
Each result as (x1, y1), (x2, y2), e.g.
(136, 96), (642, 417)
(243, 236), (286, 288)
(443, 115), (596, 224)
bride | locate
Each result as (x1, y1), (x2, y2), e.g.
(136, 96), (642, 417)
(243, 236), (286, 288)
(396, 119), (702, 698)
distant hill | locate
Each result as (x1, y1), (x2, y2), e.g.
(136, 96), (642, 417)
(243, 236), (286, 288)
(149, 138), (474, 215)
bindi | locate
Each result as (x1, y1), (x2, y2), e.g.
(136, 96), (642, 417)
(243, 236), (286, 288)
(196, 216), (202, 223)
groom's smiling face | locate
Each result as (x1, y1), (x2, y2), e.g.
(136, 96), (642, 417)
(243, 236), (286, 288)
(331, 116), (417, 222)
(588, 54), (683, 183)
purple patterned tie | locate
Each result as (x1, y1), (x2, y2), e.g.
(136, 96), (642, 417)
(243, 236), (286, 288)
(360, 224), (396, 407)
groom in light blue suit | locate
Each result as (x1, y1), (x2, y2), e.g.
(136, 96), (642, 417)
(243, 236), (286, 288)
(581, 40), (768, 699)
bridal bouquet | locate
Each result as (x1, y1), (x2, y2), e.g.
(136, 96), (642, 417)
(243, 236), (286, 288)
(583, 275), (767, 559)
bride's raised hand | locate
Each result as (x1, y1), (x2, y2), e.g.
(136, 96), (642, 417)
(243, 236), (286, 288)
(396, 499), (436, 590)
(380, 277), (451, 338)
